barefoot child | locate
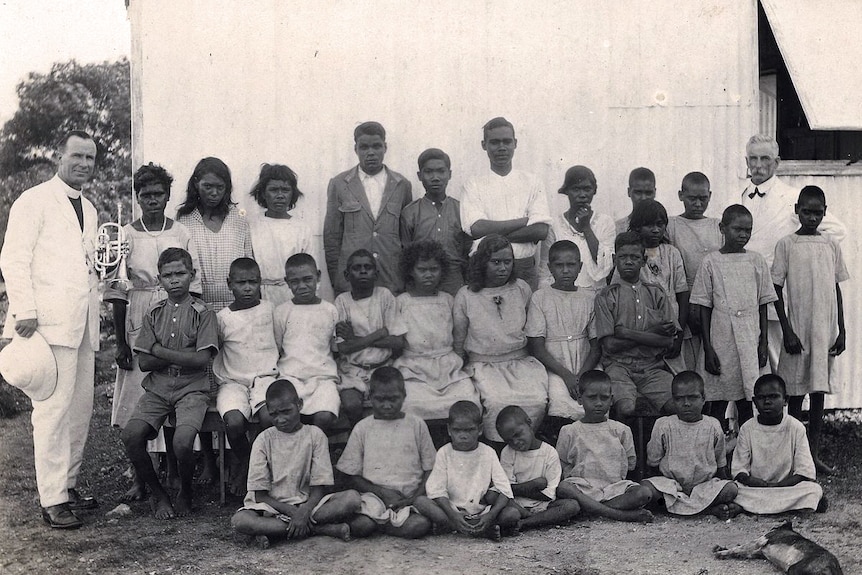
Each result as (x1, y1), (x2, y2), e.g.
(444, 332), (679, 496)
(528, 240), (600, 433)
(231, 380), (360, 548)
(247, 163), (313, 307)
(453, 234), (549, 444)
(666, 172), (722, 369)
(772, 186), (848, 475)
(594, 232), (677, 418)
(274, 253), (342, 431)
(414, 401), (520, 540)
(121, 248), (218, 519)
(732, 374), (824, 514)
(392, 240), (478, 440)
(335, 249), (407, 425)
(109, 163), (202, 501)
(496, 406), (581, 530)
(213, 258), (279, 495)
(556, 371), (654, 523)
(641, 371), (739, 518)
(336, 367), (437, 539)
(690, 205), (777, 427)
(621, 199), (689, 366)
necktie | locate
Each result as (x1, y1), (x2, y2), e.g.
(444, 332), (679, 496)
(748, 187), (763, 199)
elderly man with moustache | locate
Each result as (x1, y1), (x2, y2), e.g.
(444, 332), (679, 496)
(1, 130), (101, 529)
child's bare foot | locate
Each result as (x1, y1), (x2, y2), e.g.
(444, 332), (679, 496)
(228, 480), (246, 498)
(483, 524), (502, 542)
(709, 502), (742, 520)
(196, 465), (218, 486)
(174, 492), (193, 517)
(122, 482), (147, 502)
(254, 535), (271, 549)
(814, 456), (836, 476)
(149, 495), (175, 520)
(503, 522), (521, 537)
(314, 523), (352, 541)
(620, 509), (653, 523)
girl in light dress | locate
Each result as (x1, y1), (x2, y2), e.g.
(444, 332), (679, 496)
(453, 234), (549, 445)
(772, 186), (848, 474)
(248, 164), (313, 307)
(391, 240), (478, 444)
(690, 205), (777, 428)
(108, 163), (201, 500)
(177, 157), (252, 483)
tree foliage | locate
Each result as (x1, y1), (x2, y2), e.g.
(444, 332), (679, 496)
(0, 58), (132, 258)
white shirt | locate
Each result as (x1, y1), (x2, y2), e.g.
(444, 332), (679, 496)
(539, 211), (615, 290)
(460, 168), (552, 258)
(359, 168), (388, 218)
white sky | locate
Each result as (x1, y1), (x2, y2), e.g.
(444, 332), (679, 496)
(0, 0), (130, 124)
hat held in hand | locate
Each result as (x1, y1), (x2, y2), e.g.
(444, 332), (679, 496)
(0, 332), (57, 401)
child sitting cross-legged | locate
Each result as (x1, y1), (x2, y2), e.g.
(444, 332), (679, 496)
(495, 406), (581, 531)
(556, 371), (654, 523)
(731, 374), (825, 515)
(213, 257), (279, 496)
(335, 367), (437, 539)
(640, 371), (740, 519)
(121, 247), (218, 519)
(414, 401), (520, 541)
(231, 379), (361, 548)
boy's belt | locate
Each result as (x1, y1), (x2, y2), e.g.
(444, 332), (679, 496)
(157, 365), (206, 377)
(355, 359), (390, 370)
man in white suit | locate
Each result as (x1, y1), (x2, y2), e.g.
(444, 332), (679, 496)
(1, 130), (101, 529)
(740, 134), (846, 372)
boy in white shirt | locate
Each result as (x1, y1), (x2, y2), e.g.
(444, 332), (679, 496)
(213, 258), (279, 496)
(414, 401), (520, 540)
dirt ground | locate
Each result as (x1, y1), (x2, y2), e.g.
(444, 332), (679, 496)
(1, 371), (860, 574)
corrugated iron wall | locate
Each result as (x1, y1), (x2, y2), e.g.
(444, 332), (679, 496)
(130, 0), (759, 289)
(779, 170), (862, 408)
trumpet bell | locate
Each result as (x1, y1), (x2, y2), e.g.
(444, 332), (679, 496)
(95, 203), (129, 290)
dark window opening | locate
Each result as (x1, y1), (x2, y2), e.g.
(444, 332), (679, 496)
(758, 2), (862, 163)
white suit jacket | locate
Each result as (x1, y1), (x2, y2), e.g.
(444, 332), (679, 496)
(1, 175), (100, 348)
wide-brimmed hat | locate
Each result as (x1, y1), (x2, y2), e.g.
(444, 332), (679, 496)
(0, 332), (57, 401)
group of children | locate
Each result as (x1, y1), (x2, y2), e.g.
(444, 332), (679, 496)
(113, 157), (843, 547)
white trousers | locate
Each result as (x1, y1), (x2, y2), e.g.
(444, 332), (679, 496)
(32, 318), (95, 507)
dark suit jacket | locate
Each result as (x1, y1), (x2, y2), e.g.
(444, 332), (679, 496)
(323, 165), (412, 294)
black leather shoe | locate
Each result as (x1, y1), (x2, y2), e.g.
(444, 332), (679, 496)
(41, 504), (83, 529)
(67, 488), (98, 510)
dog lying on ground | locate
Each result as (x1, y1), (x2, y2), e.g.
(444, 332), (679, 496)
(713, 520), (842, 574)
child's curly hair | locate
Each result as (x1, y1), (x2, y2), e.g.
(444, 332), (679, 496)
(399, 240), (449, 288)
(467, 234), (514, 292)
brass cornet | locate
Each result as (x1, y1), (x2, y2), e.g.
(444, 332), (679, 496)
(95, 201), (130, 290)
